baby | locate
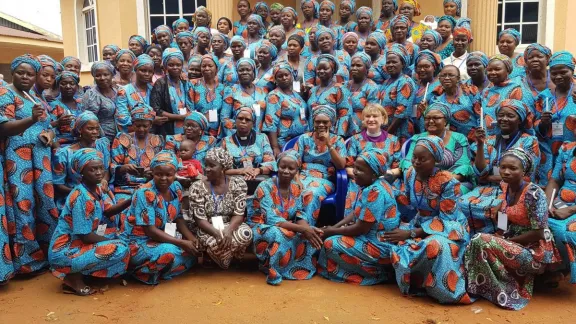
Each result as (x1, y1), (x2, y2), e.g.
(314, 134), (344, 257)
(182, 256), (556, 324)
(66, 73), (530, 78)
(177, 139), (203, 222)
(421, 15), (438, 30)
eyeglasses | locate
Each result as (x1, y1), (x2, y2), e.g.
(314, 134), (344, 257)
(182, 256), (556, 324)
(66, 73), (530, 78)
(438, 74), (459, 79)
(424, 116), (445, 122)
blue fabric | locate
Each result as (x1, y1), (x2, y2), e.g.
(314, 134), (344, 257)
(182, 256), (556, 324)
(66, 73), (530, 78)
(263, 88), (308, 147)
(115, 82), (153, 133)
(221, 133), (277, 172)
(186, 78), (226, 137)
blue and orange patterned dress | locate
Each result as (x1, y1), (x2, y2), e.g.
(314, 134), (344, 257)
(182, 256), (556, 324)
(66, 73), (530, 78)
(0, 152), (13, 283)
(263, 88), (308, 148)
(412, 79), (441, 133)
(307, 83), (352, 137)
(115, 83), (152, 133)
(380, 74), (417, 143)
(221, 84), (268, 137)
(303, 51), (351, 87)
(165, 134), (217, 169)
(481, 79), (534, 136)
(186, 78), (226, 138)
(347, 79), (380, 136)
(220, 132), (277, 173)
(218, 57), (241, 86)
(48, 95), (84, 146)
(346, 132), (402, 171)
(368, 54), (389, 85)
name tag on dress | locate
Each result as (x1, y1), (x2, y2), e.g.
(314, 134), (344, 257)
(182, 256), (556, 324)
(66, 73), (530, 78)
(164, 222), (177, 237)
(243, 49), (251, 58)
(412, 104), (419, 118)
(242, 160), (252, 168)
(552, 123), (564, 137)
(492, 166), (500, 176)
(300, 107), (306, 120)
(293, 81), (301, 92)
(212, 216), (225, 231)
(208, 109), (218, 122)
(96, 224), (107, 236)
(497, 211), (508, 231)
(179, 107), (188, 115)
(253, 103), (261, 117)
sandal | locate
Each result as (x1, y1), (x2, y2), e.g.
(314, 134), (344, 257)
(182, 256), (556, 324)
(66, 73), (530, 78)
(62, 284), (96, 296)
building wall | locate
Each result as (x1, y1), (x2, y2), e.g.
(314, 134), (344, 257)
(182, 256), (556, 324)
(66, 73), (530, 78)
(554, 0), (576, 53)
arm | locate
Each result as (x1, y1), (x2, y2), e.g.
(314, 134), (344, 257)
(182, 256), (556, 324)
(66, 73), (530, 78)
(103, 198), (132, 218)
(220, 86), (235, 136)
(328, 136), (346, 170)
(508, 229), (545, 246)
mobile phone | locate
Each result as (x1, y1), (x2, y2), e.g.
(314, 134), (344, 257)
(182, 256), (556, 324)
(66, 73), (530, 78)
(553, 199), (568, 209)
(135, 167), (145, 175)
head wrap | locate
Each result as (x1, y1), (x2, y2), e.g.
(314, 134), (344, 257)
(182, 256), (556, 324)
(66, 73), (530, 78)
(387, 43), (411, 66)
(131, 102), (156, 121)
(443, 0), (461, 16)
(247, 14), (267, 36)
(114, 49), (136, 65)
(212, 33), (230, 50)
(455, 17), (471, 29)
(185, 111), (209, 131)
(258, 40), (278, 61)
(415, 136), (444, 162)
(201, 53), (221, 70)
(235, 106), (257, 122)
(524, 43), (552, 63)
(317, 53), (340, 73)
(192, 6), (212, 26)
(277, 149), (302, 167)
(153, 25), (174, 42)
(193, 27), (212, 43)
(390, 14), (412, 36)
(356, 6), (372, 20)
(400, 0), (421, 16)
(61, 56), (81, 68)
(422, 30), (443, 47)
(300, 0), (319, 18)
(188, 54), (203, 67)
(453, 26), (473, 42)
(150, 150), (179, 171)
(360, 150), (389, 176)
(281, 7), (299, 26)
(90, 61), (115, 77)
(315, 25), (336, 42)
(129, 35), (149, 52)
(162, 48), (184, 67)
(271, 3), (286, 12)
(176, 31), (194, 45)
(437, 15), (457, 30)
(72, 148), (104, 175)
(288, 34), (305, 48)
(342, 32), (359, 43)
(103, 44), (120, 55)
(415, 50), (443, 75)
(172, 18), (189, 32)
(236, 57), (257, 73)
(320, 0), (336, 13)
(424, 102), (450, 120)
(341, 0), (356, 12)
(56, 71), (80, 85)
(489, 54), (513, 73)
(500, 147), (533, 175)
(269, 25), (287, 39)
(467, 51), (489, 68)
(313, 105), (337, 124)
(272, 61), (294, 82)
(496, 99), (528, 122)
(133, 54), (155, 70)
(206, 147), (234, 170)
(352, 52), (372, 68)
(11, 54), (41, 73)
(230, 35), (247, 49)
(550, 51), (576, 71)
(368, 31), (387, 51)
(38, 55), (59, 72)
(255, 2), (270, 14)
(72, 111), (99, 138)
(498, 28), (521, 45)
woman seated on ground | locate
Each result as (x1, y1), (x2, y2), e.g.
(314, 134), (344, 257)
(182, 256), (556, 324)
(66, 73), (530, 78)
(263, 62), (308, 156)
(293, 106), (347, 223)
(254, 40), (277, 93)
(435, 16), (456, 60)
(115, 54), (155, 133)
(306, 54), (352, 137)
(113, 49), (136, 87)
(166, 112), (217, 169)
(221, 107), (276, 192)
(121, 150), (199, 285)
(83, 61), (118, 141)
(466, 148), (561, 310)
(347, 52), (380, 136)
(53, 112), (111, 209)
(412, 50), (442, 133)
(49, 148), (131, 296)
(218, 36), (247, 86)
(111, 103), (165, 203)
(498, 28), (526, 80)
(458, 99), (540, 235)
(390, 136), (472, 304)
(221, 58), (267, 137)
(303, 26), (351, 87)
(189, 147), (254, 269)
(248, 150), (322, 285)
(365, 31), (389, 85)
(318, 150), (400, 285)
(47, 71), (83, 146)
(418, 30), (442, 53)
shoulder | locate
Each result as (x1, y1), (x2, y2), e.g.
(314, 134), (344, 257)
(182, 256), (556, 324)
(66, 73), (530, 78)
(230, 176), (248, 189)
(96, 137), (111, 150)
(559, 141), (576, 155)
(114, 132), (133, 148)
(451, 131), (469, 145)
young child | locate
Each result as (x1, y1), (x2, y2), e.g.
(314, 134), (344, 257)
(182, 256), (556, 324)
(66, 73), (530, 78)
(177, 139), (203, 223)
(421, 15), (438, 30)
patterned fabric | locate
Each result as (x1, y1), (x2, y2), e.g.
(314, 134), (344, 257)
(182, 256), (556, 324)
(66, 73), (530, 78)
(550, 51), (576, 70)
(393, 167), (472, 304)
(0, 84), (57, 274)
(220, 133), (277, 173)
(129, 35), (149, 53)
(346, 132), (401, 170)
(11, 54), (41, 72)
(221, 84), (268, 137)
(187, 78), (226, 138)
(165, 133), (216, 169)
(0, 157), (13, 283)
(166, 75), (189, 134)
(465, 182), (561, 310)
(386, 41), (420, 75)
(48, 183), (128, 280)
(189, 177), (253, 269)
(444, 0), (462, 16)
(115, 82), (153, 133)
(48, 93), (85, 146)
(263, 88), (308, 147)
(83, 87), (118, 141)
(248, 178), (318, 285)
(304, 50), (351, 87)
(347, 79), (380, 136)
(307, 83), (352, 137)
(380, 74), (417, 143)
(318, 178), (399, 285)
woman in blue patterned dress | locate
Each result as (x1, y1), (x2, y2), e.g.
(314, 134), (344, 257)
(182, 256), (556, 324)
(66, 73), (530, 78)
(381, 43), (417, 143)
(498, 28), (526, 80)
(268, 25), (287, 62)
(350, 7), (373, 52)
(300, 25), (320, 60)
(412, 50), (442, 133)
(319, 150), (400, 285)
(458, 99), (540, 235)
(465, 51), (490, 93)
(303, 26), (351, 87)
(249, 150), (322, 285)
(318, 0), (343, 48)
(0, 55), (58, 275)
(386, 15), (420, 75)
(306, 54), (352, 137)
(419, 29), (443, 53)
(111, 104), (165, 204)
(53, 112), (111, 210)
(466, 148), (561, 310)
(49, 149), (131, 296)
(128, 35), (148, 57)
(263, 62), (308, 156)
(31, 55), (58, 103)
(212, 33), (232, 66)
(187, 54), (225, 138)
(84, 61), (118, 141)
(48, 71), (84, 146)
(293, 106), (347, 223)
(375, 0), (397, 32)
(244, 14), (266, 58)
(347, 52), (380, 136)
(280, 7), (306, 45)
(218, 36), (246, 86)
(115, 54), (155, 133)
(390, 136), (472, 304)
(166, 112), (217, 169)
(122, 151), (199, 285)
(192, 28), (211, 57)
(0, 146), (12, 284)
(187, 54), (203, 81)
(364, 31), (389, 85)
(522, 44), (553, 100)
(254, 40), (277, 93)
(233, 0), (251, 37)
(435, 16), (456, 60)
(221, 58), (267, 137)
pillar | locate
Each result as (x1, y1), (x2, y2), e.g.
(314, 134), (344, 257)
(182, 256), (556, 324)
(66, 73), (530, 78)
(468, 0), (498, 56)
(207, 0), (236, 28)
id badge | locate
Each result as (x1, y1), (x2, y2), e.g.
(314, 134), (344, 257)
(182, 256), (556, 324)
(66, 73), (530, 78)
(212, 216), (225, 231)
(178, 107), (188, 115)
(253, 103), (261, 117)
(300, 107), (306, 120)
(242, 160), (252, 168)
(492, 166), (500, 176)
(96, 224), (107, 236)
(293, 81), (301, 92)
(497, 211), (508, 231)
(552, 122), (564, 137)
(208, 109), (218, 122)
(412, 104), (419, 118)
(164, 222), (177, 237)
(243, 49), (251, 58)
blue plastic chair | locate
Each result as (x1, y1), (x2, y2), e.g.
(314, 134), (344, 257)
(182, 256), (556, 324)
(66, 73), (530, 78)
(282, 135), (348, 224)
(401, 138), (412, 158)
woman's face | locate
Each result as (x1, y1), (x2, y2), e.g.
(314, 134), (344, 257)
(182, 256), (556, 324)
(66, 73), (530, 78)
(318, 33), (335, 53)
(195, 12), (209, 27)
(392, 21), (408, 41)
(59, 76), (78, 98)
(36, 66), (56, 91)
(319, 5), (333, 22)
(550, 65), (574, 89)
(217, 19), (231, 34)
(148, 48), (162, 68)
(339, 5), (351, 20)
(175, 22), (189, 34)
(166, 57), (183, 78)
(313, 114), (332, 133)
(235, 110), (254, 135)
(269, 30), (285, 49)
(399, 4), (415, 20)
(419, 34), (436, 51)
(486, 60), (509, 85)
(81, 160), (105, 186)
(302, 3), (315, 18)
(363, 111), (384, 132)
(357, 13), (372, 30)
(411, 145), (436, 175)
(102, 48), (116, 61)
(184, 120), (202, 139)
(12, 63), (36, 91)
(133, 119), (152, 139)
(439, 66), (460, 89)
(498, 34), (517, 57)
(353, 158), (376, 187)
(237, 1), (251, 17)
(177, 39), (193, 54)
(257, 47), (272, 66)
(188, 62), (202, 79)
(467, 60), (485, 80)
(156, 31), (172, 48)
(256, 7), (269, 21)
(197, 33), (210, 48)
(201, 58), (217, 79)
(247, 20), (260, 35)
(281, 12), (295, 28)
(444, 1), (458, 16)
(343, 37), (358, 55)
(436, 20), (452, 39)
(275, 68), (293, 90)
(453, 34), (469, 54)
(385, 53), (403, 75)
(205, 157), (224, 181)
(211, 37), (225, 54)
(364, 37), (380, 56)
(80, 120), (101, 142)
(308, 29), (318, 48)
(499, 156), (525, 184)
(129, 40), (144, 56)
(237, 62), (255, 84)
(63, 61), (81, 75)
(231, 41), (245, 57)
(424, 109), (447, 135)
(316, 60), (334, 82)
(278, 157), (299, 183)
(416, 58), (435, 81)
(350, 57), (367, 81)
(152, 165), (176, 192)
(93, 67), (113, 89)
(382, 0), (396, 14)
(527, 50), (549, 73)
(287, 39), (303, 57)
(116, 53), (134, 74)
(497, 107), (521, 134)
(270, 9), (282, 24)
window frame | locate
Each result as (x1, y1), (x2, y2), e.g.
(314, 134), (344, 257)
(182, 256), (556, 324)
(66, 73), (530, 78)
(496, 0), (546, 50)
(75, 0), (101, 72)
(82, 0), (99, 63)
(146, 0), (206, 38)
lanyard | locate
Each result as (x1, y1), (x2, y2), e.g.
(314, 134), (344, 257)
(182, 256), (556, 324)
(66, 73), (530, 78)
(234, 132), (253, 158)
(209, 178), (227, 214)
(131, 82), (151, 104)
(241, 85), (256, 101)
(412, 179), (427, 209)
(161, 188), (176, 222)
(552, 82), (574, 120)
(496, 132), (521, 163)
(526, 72), (549, 94)
(168, 76), (185, 104)
(133, 134), (149, 165)
(451, 53), (468, 70)
(276, 178), (292, 219)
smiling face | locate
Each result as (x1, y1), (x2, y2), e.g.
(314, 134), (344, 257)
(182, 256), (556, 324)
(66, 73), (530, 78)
(237, 0), (251, 18)
(436, 20), (452, 39)
(412, 145), (436, 175)
(362, 109), (385, 132)
(184, 119), (202, 140)
(93, 67), (113, 89)
(153, 165), (176, 192)
(424, 109), (447, 135)
(156, 31), (172, 48)
(116, 53), (134, 74)
(392, 21), (408, 42)
(419, 34), (436, 51)
(281, 11), (296, 28)
(318, 33), (335, 53)
(444, 1), (458, 16)
(486, 60), (509, 85)
(550, 65), (574, 90)
(453, 34), (469, 55)
(313, 113), (331, 133)
(269, 30), (285, 49)
(497, 106), (521, 135)
(416, 58), (435, 81)
(353, 157), (376, 187)
(316, 60), (334, 82)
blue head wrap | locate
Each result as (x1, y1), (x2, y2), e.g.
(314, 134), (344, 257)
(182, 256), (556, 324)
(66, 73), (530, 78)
(437, 15), (457, 30)
(201, 53), (221, 71)
(550, 51), (575, 70)
(443, 0), (462, 16)
(56, 71), (80, 85)
(489, 54), (513, 73)
(258, 40), (278, 61)
(315, 25), (336, 42)
(131, 102), (156, 121)
(11, 54), (41, 73)
(273, 61), (294, 82)
(162, 48), (185, 67)
(313, 105), (337, 124)
(61, 56), (81, 68)
(281, 7), (299, 27)
(103, 44), (120, 54)
(352, 52), (372, 68)
(129, 35), (149, 52)
(188, 54), (203, 67)
(193, 27), (212, 42)
(133, 54), (154, 70)
(236, 57), (257, 73)
(341, 0), (356, 12)
(317, 54), (340, 73)
(467, 51), (489, 68)
(38, 55), (59, 72)
(422, 30), (443, 47)
(497, 99), (528, 122)
(185, 111), (209, 131)
(415, 136), (444, 163)
(368, 31), (387, 51)
(230, 35), (247, 49)
(455, 17), (471, 29)
(172, 18), (189, 31)
(500, 147), (533, 176)
(499, 28), (521, 45)
(524, 43), (552, 62)
(360, 150), (389, 176)
(320, 0), (336, 13)
(72, 148), (104, 175)
(154, 25), (174, 42)
(212, 33), (230, 50)
(176, 31), (194, 45)
(277, 149), (302, 167)
(235, 106), (257, 122)
(424, 102), (450, 120)
(387, 43), (411, 66)
(255, 2), (270, 14)
(114, 49), (136, 65)
(390, 14), (412, 36)
(72, 111), (100, 137)
(150, 150), (179, 171)
(90, 61), (115, 77)
(415, 50), (443, 75)
(247, 14), (267, 36)
(301, 0), (320, 18)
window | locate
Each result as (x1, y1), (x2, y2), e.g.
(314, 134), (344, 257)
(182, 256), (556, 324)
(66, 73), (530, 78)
(148, 0), (207, 33)
(497, 0), (542, 45)
(82, 0), (98, 62)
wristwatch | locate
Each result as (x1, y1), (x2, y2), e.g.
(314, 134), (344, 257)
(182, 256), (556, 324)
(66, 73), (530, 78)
(410, 229), (417, 239)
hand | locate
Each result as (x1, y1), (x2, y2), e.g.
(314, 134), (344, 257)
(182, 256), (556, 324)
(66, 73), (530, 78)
(381, 229), (411, 243)
(552, 207), (574, 220)
(153, 116), (169, 126)
(417, 102), (428, 117)
(180, 72), (189, 82)
(57, 114), (75, 127)
(121, 164), (140, 175)
(31, 104), (44, 122)
(180, 239), (201, 256)
(540, 111), (552, 127)
(301, 226), (323, 249)
(143, 168), (153, 180)
(217, 228), (233, 250)
(315, 130), (329, 145)
(243, 167), (260, 180)
(320, 226), (336, 239)
(100, 179), (109, 190)
(474, 127), (486, 145)
(38, 130), (55, 147)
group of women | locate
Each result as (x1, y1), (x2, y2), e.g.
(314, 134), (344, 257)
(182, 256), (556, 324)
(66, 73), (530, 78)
(0, 0), (574, 312)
